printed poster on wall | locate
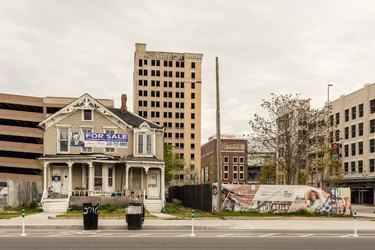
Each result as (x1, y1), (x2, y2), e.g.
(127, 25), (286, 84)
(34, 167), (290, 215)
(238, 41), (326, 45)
(212, 184), (351, 215)
(70, 132), (128, 148)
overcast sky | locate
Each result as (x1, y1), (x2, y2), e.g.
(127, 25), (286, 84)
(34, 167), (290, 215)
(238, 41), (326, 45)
(1, 0), (375, 143)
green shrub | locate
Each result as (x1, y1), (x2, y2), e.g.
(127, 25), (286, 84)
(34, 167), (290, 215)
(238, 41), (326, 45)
(292, 208), (313, 216)
(28, 201), (39, 210)
(69, 205), (82, 212)
(100, 204), (118, 213)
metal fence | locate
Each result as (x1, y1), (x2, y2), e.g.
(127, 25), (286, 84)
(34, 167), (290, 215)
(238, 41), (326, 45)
(168, 184), (212, 212)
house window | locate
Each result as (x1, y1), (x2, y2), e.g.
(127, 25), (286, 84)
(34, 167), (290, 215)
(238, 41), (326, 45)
(108, 168), (113, 187)
(83, 109), (93, 121)
(233, 157), (238, 163)
(224, 156), (229, 163)
(137, 133), (152, 155)
(94, 165), (102, 190)
(58, 128), (69, 153)
(105, 129), (115, 153)
(190, 153), (195, 160)
(82, 128), (93, 153)
(191, 62), (195, 68)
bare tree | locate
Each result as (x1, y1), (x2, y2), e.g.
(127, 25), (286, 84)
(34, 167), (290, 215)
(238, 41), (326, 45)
(249, 94), (313, 185)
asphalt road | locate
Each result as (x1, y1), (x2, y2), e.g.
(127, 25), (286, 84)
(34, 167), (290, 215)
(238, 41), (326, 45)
(0, 235), (373, 250)
(1, 229), (375, 250)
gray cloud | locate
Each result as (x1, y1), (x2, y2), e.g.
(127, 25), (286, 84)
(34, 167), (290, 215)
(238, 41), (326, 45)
(1, 0), (375, 143)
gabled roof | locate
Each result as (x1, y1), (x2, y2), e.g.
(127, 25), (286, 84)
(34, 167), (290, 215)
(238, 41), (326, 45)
(109, 108), (161, 129)
(38, 93), (162, 131)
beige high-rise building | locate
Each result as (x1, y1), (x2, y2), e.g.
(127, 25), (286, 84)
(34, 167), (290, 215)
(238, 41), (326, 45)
(329, 83), (375, 204)
(133, 43), (203, 178)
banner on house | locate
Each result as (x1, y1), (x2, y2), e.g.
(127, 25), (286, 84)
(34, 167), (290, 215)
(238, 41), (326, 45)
(70, 132), (128, 148)
(212, 184), (351, 215)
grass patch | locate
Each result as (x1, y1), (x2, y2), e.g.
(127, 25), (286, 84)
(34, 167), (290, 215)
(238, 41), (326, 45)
(60, 204), (154, 218)
(0, 203), (43, 219)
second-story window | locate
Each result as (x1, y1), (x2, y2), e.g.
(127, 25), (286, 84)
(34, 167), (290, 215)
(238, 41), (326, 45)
(105, 129), (115, 153)
(83, 109), (93, 121)
(58, 128), (69, 153)
(137, 132), (152, 155)
(82, 128), (93, 153)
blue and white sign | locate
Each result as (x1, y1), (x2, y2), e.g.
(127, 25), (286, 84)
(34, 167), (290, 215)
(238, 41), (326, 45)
(84, 133), (128, 148)
(70, 132), (128, 148)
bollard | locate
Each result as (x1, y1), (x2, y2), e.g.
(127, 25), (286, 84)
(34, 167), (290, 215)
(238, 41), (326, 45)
(353, 211), (358, 237)
(21, 209), (26, 236)
(190, 210), (195, 237)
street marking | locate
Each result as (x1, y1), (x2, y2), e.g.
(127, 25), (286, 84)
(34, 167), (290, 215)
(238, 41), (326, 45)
(217, 234), (234, 237)
(341, 234), (355, 238)
(258, 233), (277, 237)
(129, 233), (152, 237)
(300, 234), (315, 237)
(176, 234), (191, 237)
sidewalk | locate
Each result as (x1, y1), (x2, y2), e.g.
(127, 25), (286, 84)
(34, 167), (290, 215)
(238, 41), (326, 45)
(1, 211), (375, 231)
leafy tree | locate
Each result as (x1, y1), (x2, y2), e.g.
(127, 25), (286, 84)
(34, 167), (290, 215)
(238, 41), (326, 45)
(164, 144), (184, 186)
(249, 93), (314, 185)
(257, 154), (276, 184)
(201, 155), (217, 183)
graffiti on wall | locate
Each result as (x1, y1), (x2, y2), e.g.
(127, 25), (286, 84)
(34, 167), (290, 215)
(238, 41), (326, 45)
(212, 184), (351, 215)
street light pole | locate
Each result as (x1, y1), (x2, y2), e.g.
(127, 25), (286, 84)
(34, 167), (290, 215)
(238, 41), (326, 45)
(215, 57), (222, 213)
(323, 84), (333, 188)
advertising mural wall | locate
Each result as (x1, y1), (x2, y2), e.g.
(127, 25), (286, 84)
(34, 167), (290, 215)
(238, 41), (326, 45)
(212, 184), (351, 215)
(70, 132), (128, 148)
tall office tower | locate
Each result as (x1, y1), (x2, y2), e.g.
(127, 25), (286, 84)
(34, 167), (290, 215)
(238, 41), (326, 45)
(133, 43), (203, 178)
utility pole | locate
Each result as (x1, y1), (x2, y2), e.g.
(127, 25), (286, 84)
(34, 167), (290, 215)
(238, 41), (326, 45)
(215, 57), (222, 213)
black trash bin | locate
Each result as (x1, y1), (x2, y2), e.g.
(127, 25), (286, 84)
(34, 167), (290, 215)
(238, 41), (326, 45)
(126, 203), (144, 230)
(83, 203), (99, 230)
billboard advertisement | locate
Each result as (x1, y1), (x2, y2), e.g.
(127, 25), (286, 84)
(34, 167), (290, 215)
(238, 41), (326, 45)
(70, 132), (128, 148)
(212, 184), (351, 215)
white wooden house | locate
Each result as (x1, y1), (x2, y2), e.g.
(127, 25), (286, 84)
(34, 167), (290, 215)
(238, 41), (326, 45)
(39, 94), (165, 212)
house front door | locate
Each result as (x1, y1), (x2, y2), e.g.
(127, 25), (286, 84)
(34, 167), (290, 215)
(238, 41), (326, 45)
(51, 169), (62, 193)
(147, 170), (160, 198)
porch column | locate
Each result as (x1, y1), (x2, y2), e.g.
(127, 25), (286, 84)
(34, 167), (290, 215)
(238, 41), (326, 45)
(125, 165), (129, 190)
(43, 162), (48, 198)
(88, 162), (94, 194)
(81, 164), (86, 189)
(161, 167), (165, 206)
(68, 162), (73, 197)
